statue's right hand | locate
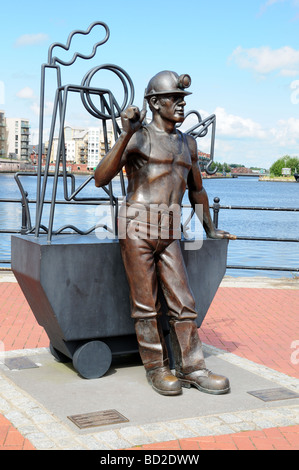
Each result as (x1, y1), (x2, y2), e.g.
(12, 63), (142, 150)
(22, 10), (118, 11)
(121, 101), (147, 135)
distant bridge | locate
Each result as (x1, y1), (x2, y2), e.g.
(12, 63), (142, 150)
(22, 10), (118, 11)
(231, 173), (266, 177)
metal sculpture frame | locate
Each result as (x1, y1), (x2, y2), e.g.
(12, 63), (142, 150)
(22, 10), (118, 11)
(25, 21), (218, 243)
(35, 22), (134, 242)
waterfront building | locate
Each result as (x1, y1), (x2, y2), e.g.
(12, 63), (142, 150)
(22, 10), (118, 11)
(6, 117), (30, 160)
(45, 125), (114, 170)
(80, 126), (114, 169)
(64, 126), (89, 165)
(45, 126), (88, 165)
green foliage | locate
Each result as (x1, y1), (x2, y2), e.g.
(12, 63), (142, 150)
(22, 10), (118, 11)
(209, 161), (232, 173)
(270, 155), (299, 176)
(229, 163), (245, 169)
(208, 161), (218, 171)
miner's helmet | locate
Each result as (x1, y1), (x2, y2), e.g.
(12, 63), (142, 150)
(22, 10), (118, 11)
(144, 71), (192, 100)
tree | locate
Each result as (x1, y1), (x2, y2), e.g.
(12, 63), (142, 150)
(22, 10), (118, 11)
(208, 162), (233, 172)
(223, 162), (231, 173)
(270, 155), (299, 176)
(208, 161), (222, 172)
(229, 163), (245, 168)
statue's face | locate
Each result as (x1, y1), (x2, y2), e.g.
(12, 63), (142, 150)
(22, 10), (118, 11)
(157, 94), (186, 123)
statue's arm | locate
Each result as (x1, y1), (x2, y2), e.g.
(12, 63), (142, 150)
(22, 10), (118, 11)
(94, 105), (146, 187)
(94, 131), (131, 187)
(187, 135), (236, 240)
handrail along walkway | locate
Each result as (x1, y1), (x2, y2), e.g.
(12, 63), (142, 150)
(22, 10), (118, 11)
(1, 183), (298, 273)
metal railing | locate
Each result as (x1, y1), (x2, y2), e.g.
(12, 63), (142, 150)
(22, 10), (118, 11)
(1, 189), (298, 273)
(212, 197), (299, 273)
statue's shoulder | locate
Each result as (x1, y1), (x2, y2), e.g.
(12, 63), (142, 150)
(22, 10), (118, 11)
(176, 128), (195, 144)
(183, 132), (197, 155)
(126, 125), (150, 154)
(184, 132), (196, 145)
(135, 125), (150, 143)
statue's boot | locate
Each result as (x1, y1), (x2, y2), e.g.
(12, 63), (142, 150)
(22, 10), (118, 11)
(170, 319), (230, 395)
(135, 318), (182, 396)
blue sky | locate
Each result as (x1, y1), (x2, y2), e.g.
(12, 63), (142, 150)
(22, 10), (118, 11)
(1, 0), (299, 168)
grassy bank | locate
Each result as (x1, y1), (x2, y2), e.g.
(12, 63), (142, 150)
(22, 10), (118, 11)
(259, 176), (297, 183)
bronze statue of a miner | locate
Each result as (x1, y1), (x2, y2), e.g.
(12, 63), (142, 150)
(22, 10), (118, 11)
(95, 71), (236, 396)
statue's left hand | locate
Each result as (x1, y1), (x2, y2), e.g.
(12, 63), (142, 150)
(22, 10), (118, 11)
(207, 228), (237, 240)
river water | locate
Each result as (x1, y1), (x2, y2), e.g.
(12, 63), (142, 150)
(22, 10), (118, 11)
(0, 172), (298, 278)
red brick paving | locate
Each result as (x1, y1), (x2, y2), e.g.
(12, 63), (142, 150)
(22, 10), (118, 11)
(133, 425), (299, 450)
(0, 414), (35, 450)
(0, 282), (49, 351)
(200, 287), (299, 379)
(0, 281), (299, 450)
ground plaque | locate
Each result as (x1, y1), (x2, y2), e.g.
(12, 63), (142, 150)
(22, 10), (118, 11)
(67, 409), (129, 429)
(247, 387), (299, 402)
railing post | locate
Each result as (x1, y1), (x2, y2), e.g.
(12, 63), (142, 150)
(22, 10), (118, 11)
(213, 197), (220, 228)
(21, 192), (29, 234)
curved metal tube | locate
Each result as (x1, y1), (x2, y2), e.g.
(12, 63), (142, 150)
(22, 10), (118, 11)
(48, 21), (110, 66)
(80, 64), (135, 120)
(182, 111), (218, 174)
(14, 173), (32, 232)
(204, 159), (218, 176)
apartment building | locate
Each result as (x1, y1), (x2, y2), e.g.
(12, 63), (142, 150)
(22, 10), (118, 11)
(6, 117), (30, 160)
(45, 125), (114, 169)
(0, 110), (6, 158)
(65, 126), (89, 165)
(45, 126), (88, 165)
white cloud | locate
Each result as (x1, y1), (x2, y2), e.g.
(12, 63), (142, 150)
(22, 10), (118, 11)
(14, 33), (49, 48)
(213, 107), (267, 139)
(280, 69), (299, 76)
(31, 101), (54, 117)
(16, 87), (35, 99)
(259, 0), (286, 15)
(181, 107), (265, 139)
(30, 127), (50, 146)
(182, 107), (299, 167)
(270, 117), (299, 146)
(230, 45), (299, 75)
(259, 0), (299, 16)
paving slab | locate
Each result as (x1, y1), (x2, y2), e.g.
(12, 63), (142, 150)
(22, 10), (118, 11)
(221, 276), (299, 290)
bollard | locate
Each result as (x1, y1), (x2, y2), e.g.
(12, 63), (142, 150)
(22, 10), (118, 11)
(213, 197), (220, 228)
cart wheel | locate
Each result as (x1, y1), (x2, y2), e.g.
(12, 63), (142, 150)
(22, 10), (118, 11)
(72, 341), (112, 379)
(50, 343), (70, 363)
